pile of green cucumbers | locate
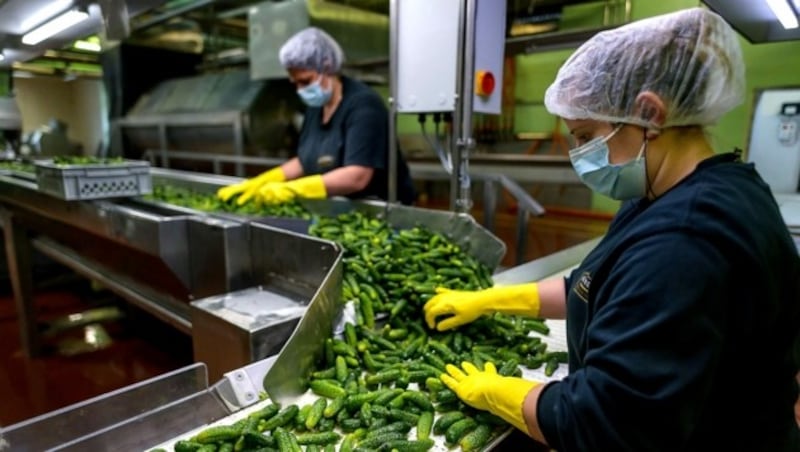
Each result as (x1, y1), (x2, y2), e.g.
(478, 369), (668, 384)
(148, 188), (566, 452)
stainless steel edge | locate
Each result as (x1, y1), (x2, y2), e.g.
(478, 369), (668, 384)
(493, 236), (602, 285)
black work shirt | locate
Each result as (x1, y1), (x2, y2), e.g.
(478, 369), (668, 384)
(538, 153), (800, 451)
(296, 76), (415, 204)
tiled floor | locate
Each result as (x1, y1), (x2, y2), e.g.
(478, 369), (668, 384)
(0, 281), (193, 427)
(0, 209), (608, 428)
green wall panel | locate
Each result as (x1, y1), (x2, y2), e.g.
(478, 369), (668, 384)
(0, 71), (9, 97)
(512, 0), (800, 212)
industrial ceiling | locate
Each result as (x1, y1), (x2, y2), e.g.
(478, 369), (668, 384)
(2, 0), (796, 80)
(702, 0), (800, 43)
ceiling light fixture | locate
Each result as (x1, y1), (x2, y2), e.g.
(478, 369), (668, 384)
(22, 9), (90, 45)
(21, 0), (73, 31)
(74, 40), (101, 52)
(766, 0), (799, 29)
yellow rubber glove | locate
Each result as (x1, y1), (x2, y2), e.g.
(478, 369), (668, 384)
(216, 167), (286, 205)
(258, 175), (327, 205)
(441, 361), (539, 434)
(424, 283), (540, 331)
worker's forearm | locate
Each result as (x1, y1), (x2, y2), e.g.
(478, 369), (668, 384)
(537, 277), (567, 319)
(523, 384), (549, 444)
(280, 157), (304, 180)
(321, 165), (373, 196)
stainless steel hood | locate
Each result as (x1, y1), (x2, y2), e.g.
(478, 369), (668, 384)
(114, 69), (304, 167)
(702, 0), (800, 43)
(248, 0), (389, 80)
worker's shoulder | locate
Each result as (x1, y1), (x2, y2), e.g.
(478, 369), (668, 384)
(682, 158), (775, 217)
(342, 76), (386, 109)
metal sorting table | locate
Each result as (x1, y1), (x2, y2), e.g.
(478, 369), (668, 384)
(0, 167), (345, 384)
(0, 166), (514, 448)
(1, 220), (597, 451)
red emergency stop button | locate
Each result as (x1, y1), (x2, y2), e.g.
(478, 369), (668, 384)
(475, 70), (495, 97)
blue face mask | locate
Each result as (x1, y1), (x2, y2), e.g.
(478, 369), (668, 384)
(569, 125), (648, 200)
(297, 76), (332, 108)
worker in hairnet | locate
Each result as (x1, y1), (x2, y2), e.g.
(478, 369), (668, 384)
(217, 27), (415, 205)
(423, 8), (800, 450)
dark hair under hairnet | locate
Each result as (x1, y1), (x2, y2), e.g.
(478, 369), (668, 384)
(544, 8), (745, 128)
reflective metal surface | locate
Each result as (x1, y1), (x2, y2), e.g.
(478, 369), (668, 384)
(146, 167), (508, 269)
(301, 198), (507, 270)
(1, 363), (218, 452)
(191, 222), (343, 382)
(0, 97), (22, 132)
(261, 236), (343, 404)
(113, 70), (303, 175)
(493, 236), (600, 285)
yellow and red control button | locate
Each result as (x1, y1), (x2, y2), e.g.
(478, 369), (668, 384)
(475, 70), (496, 97)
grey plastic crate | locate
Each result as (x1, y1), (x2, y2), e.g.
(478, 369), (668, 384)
(34, 159), (152, 201)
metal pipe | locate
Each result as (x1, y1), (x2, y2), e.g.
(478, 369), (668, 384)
(158, 124), (168, 168)
(132, 0), (216, 31)
(387, 0), (399, 204)
(482, 178), (497, 233)
(450, 0), (467, 211)
(232, 118), (244, 177)
(454, 0), (478, 213)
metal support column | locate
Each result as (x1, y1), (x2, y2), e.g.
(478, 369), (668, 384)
(232, 119), (245, 177)
(158, 124), (169, 168)
(0, 210), (41, 356)
(450, 0), (478, 213)
(482, 178), (497, 232)
(387, 0), (399, 204)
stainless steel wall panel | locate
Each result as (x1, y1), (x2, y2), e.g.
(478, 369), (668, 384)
(187, 217), (252, 299)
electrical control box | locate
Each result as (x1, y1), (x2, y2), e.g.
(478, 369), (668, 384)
(747, 90), (800, 193)
(472, 0), (507, 114)
(395, 0), (507, 114)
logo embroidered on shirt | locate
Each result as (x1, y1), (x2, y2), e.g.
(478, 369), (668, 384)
(573, 271), (591, 303)
(317, 154), (335, 168)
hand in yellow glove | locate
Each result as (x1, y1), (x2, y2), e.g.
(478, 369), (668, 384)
(424, 283), (540, 331)
(258, 174), (327, 205)
(216, 167), (285, 205)
(442, 361), (539, 434)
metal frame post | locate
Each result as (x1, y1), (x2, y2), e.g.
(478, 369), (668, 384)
(388, 0), (399, 204)
(451, 0), (478, 213)
(0, 211), (41, 356)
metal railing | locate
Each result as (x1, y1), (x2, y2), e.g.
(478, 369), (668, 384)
(142, 150), (545, 265)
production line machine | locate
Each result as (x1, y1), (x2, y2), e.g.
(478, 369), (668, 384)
(0, 163), (598, 451)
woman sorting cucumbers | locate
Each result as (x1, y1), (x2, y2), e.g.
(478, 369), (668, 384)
(423, 8), (800, 451)
(217, 27), (416, 206)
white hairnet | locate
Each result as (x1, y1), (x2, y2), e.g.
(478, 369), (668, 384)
(544, 7), (745, 128)
(279, 27), (345, 74)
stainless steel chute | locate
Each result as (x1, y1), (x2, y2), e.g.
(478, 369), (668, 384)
(0, 168), (342, 380)
(0, 237), (595, 451)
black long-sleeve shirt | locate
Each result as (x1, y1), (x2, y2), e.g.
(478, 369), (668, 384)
(296, 76), (415, 204)
(538, 153), (800, 451)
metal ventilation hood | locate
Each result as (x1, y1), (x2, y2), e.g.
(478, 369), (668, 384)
(0, 0), (167, 67)
(248, 0), (389, 80)
(702, 0), (800, 43)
